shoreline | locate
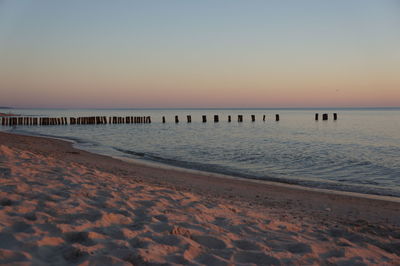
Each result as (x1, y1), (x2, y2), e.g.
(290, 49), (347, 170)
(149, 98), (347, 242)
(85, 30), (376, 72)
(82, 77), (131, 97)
(1, 131), (399, 226)
(5, 128), (400, 199)
(1, 131), (399, 264)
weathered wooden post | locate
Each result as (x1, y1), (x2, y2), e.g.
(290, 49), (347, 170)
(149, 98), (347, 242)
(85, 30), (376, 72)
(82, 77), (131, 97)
(263, 115), (266, 122)
(238, 115), (243, 122)
(175, 115), (179, 123)
(251, 115), (255, 122)
(315, 113), (319, 121)
(228, 115), (231, 122)
(333, 113), (338, 120)
(275, 114), (280, 121)
(214, 115), (219, 122)
(187, 115), (191, 123)
(322, 113), (328, 120)
(202, 115), (207, 123)
(162, 116), (166, 123)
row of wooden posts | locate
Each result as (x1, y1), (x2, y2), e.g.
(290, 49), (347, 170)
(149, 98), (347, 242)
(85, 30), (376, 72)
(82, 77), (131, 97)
(1, 113), (338, 126)
(0, 116), (151, 126)
(167, 114), (280, 123)
(315, 113), (338, 121)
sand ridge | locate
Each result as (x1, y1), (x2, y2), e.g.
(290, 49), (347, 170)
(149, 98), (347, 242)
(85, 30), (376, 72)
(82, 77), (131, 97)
(0, 141), (400, 265)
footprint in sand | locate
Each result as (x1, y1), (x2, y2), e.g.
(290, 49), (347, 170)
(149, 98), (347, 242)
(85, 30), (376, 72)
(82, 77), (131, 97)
(0, 232), (22, 249)
(234, 251), (280, 265)
(64, 231), (95, 246)
(233, 240), (261, 251)
(62, 246), (88, 264)
(0, 167), (11, 178)
(191, 235), (227, 249)
(196, 253), (229, 266)
(0, 198), (13, 206)
(0, 249), (29, 264)
(153, 234), (182, 246)
(11, 221), (34, 233)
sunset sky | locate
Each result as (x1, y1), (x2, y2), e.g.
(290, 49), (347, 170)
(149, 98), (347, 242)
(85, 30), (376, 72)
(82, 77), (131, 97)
(0, 0), (399, 108)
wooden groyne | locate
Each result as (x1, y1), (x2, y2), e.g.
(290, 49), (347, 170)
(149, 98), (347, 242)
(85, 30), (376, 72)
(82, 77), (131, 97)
(1, 113), (342, 127)
(1, 116), (151, 126)
(314, 113), (338, 121)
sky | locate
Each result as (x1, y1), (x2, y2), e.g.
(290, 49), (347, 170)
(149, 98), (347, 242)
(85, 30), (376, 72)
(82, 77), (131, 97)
(0, 0), (399, 108)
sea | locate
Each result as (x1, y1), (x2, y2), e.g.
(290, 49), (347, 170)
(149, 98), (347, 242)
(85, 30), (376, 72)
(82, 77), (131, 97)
(1, 108), (399, 197)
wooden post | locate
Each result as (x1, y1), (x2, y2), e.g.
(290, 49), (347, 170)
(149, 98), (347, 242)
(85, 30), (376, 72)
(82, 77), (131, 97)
(275, 114), (280, 121)
(202, 115), (207, 123)
(315, 113), (319, 121)
(238, 115), (243, 122)
(322, 113), (328, 120)
(175, 115), (179, 123)
(333, 113), (338, 120)
(263, 115), (266, 122)
(187, 115), (191, 123)
(162, 116), (166, 123)
(251, 115), (255, 122)
(214, 115), (219, 122)
(228, 115), (231, 122)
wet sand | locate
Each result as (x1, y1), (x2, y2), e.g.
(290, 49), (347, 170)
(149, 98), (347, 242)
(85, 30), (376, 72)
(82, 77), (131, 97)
(0, 132), (399, 265)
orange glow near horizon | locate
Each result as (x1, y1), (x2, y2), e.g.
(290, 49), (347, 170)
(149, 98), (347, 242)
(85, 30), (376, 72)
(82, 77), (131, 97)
(0, 1), (399, 108)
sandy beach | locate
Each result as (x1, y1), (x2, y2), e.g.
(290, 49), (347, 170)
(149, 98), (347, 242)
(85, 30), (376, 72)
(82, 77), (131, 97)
(0, 132), (399, 265)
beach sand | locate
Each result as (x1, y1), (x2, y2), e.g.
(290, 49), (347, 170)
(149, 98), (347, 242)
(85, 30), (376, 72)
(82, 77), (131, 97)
(0, 132), (399, 265)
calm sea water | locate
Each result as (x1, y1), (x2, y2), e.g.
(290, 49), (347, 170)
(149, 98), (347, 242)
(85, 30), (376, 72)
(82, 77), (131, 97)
(2, 108), (400, 197)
